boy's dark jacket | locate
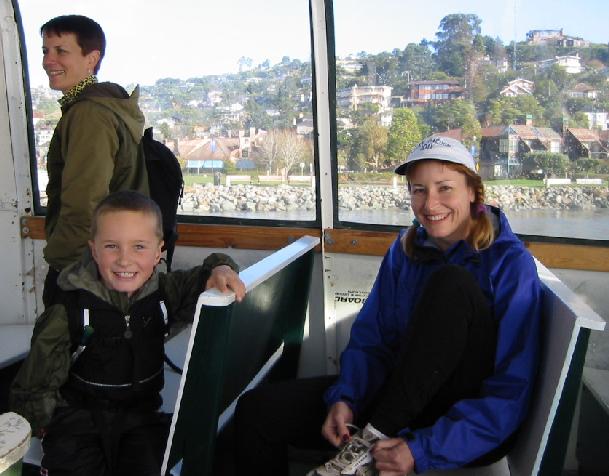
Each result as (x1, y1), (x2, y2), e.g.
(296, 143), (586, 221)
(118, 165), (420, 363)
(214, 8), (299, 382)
(9, 251), (237, 434)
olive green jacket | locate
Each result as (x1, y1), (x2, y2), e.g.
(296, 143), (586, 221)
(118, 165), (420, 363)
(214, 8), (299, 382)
(44, 82), (148, 271)
(9, 251), (238, 434)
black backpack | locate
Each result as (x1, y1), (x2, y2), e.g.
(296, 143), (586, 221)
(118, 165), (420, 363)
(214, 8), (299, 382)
(141, 127), (184, 271)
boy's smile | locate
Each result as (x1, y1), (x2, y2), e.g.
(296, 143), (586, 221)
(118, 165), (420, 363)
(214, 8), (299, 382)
(89, 210), (163, 297)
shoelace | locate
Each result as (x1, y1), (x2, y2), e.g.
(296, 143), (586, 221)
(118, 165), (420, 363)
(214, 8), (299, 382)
(327, 426), (373, 470)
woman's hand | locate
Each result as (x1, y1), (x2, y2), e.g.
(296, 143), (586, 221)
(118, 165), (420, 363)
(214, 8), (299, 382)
(205, 265), (246, 302)
(321, 401), (354, 447)
(372, 438), (415, 476)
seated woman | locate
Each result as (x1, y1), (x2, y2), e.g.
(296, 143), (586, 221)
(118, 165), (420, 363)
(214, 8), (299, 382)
(235, 136), (542, 476)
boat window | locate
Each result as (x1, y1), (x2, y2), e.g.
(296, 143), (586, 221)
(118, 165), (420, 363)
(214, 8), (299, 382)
(333, 0), (609, 241)
(20, 0), (317, 224)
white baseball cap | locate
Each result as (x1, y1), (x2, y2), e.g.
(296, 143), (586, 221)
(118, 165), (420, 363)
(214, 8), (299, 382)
(395, 136), (476, 175)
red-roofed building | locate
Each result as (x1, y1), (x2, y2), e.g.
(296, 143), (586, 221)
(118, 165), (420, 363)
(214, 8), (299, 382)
(406, 80), (465, 105)
(564, 128), (608, 160)
(433, 128), (464, 142)
(179, 137), (241, 172)
(479, 125), (563, 178)
(567, 83), (599, 100)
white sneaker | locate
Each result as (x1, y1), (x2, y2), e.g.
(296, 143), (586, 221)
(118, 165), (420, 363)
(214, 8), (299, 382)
(307, 425), (380, 476)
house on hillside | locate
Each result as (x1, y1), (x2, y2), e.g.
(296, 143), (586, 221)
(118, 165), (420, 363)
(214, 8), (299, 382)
(509, 125), (562, 153)
(336, 85), (393, 127)
(179, 137), (241, 173)
(406, 80), (464, 105)
(567, 83), (599, 99)
(526, 29), (563, 45)
(564, 128), (608, 160)
(433, 129), (464, 142)
(479, 126), (506, 179)
(479, 125), (562, 179)
(336, 56), (363, 75)
(582, 111), (609, 131)
(500, 79), (534, 97)
(538, 54), (583, 74)
(526, 29), (589, 48)
(296, 117), (314, 136)
(337, 85), (392, 110)
(556, 35), (590, 48)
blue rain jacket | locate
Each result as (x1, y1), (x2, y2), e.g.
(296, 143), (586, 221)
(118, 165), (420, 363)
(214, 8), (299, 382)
(324, 207), (542, 473)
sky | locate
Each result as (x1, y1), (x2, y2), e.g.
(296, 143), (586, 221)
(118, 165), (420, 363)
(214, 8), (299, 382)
(18, 0), (609, 88)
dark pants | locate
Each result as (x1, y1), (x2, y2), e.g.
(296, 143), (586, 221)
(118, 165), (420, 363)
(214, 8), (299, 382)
(235, 265), (505, 475)
(43, 268), (61, 309)
(41, 406), (169, 476)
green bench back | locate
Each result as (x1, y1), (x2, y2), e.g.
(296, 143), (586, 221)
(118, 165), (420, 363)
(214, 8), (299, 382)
(162, 236), (318, 476)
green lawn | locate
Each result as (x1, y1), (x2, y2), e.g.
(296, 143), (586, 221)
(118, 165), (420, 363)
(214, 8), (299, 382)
(184, 173), (605, 188)
(183, 174), (214, 186)
(483, 179), (544, 187)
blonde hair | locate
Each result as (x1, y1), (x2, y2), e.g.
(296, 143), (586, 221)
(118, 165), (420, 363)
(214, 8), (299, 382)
(91, 190), (163, 240)
(402, 161), (494, 257)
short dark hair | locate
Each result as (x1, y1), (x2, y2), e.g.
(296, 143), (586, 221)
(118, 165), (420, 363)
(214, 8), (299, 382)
(41, 15), (105, 74)
(91, 191), (163, 240)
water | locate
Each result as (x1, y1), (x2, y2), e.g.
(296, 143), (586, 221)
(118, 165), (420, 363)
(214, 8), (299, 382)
(340, 208), (609, 241)
(503, 209), (609, 241)
(190, 207), (609, 241)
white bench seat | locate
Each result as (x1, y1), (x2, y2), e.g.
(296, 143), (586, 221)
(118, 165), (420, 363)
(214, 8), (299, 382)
(0, 325), (34, 369)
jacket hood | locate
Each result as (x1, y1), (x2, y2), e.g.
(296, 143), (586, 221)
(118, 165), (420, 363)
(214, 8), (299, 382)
(57, 249), (160, 312)
(70, 82), (145, 143)
(412, 205), (519, 262)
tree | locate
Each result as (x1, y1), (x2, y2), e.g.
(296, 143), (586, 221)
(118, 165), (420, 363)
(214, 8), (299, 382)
(336, 129), (353, 171)
(349, 103), (380, 127)
(371, 51), (400, 86)
(428, 100), (481, 144)
(386, 108), (421, 165)
(522, 152), (570, 178)
(245, 98), (273, 130)
(158, 122), (172, 140)
(400, 42), (435, 82)
(349, 118), (388, 171)
(482, 36), (506, 63)
(570, 111), (590, 129)
(259, 130), (281, 174)
(276, 130), (312, 178)
(533, 78), (563, 128)
(572, 158), (600, 178)
(565, 97), (595, 116)
(488, 95), (545, 126)
(274, 79), (299, 128)
(433, 14), (482, 77)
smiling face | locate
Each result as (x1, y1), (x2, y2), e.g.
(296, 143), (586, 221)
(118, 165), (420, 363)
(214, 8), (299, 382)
(89, 210), (163, 297)
(408, 160), (475, 251)
(42, 32), (100, 93)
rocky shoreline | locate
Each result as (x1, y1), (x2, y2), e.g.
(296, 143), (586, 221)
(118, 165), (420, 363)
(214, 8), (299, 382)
(180, 183), (609, 213)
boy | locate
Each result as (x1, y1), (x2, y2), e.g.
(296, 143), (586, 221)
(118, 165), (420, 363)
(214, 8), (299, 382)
(10, 191), (245, 475)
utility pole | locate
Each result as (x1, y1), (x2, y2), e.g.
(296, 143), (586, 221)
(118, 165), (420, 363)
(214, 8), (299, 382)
(513, 1), (518, 70)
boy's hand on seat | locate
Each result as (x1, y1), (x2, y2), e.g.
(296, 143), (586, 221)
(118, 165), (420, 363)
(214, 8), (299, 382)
(206, 265), (246, 302)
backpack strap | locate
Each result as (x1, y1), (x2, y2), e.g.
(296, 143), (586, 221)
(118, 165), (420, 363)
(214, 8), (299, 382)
(63, 290), (84, 353)
(159, 300), (169, 337)
(63, 290), (94, 364)
(156, 281), (182, 374)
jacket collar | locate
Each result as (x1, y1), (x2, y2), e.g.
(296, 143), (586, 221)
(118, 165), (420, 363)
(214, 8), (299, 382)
(411, 205), (502, 264)
(57, 249), (160, 312)
(58, 75), (98, 107)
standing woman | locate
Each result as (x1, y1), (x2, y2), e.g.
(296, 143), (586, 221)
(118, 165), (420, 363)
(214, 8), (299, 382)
(41, 15), (148, 307)
(235, 136), (542, 475)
